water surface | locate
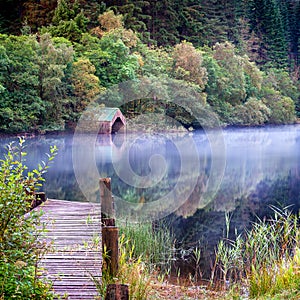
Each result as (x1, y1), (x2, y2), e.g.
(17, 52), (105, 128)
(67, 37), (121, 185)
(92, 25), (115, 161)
(1, 125), (299, 217)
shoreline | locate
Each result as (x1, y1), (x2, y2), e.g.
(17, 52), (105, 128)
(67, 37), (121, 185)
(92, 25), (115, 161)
(0, 121), (299, 138)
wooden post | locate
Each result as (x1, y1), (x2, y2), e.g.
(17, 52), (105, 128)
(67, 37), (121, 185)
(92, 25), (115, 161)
(99, 178), (114, 219)
(35, 192), (46, 203)
(100, 178), (129, 299)
(105, 284), (129, 300)
(30, 192), (46, 209)
(102, 226), (119, 276)
(102, 218), (115, 227)
(100, 178), (119, 276)
(99, 177), (115, 225)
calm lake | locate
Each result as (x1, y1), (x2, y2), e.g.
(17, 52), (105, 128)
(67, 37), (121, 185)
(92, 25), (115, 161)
(1, 125), (299, 273)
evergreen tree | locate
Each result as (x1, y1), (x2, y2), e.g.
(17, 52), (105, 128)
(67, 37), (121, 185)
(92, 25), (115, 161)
(277, 0), (300, 66)
(146, 0), (180, 45)
(52, 0), (79, 24)
(247, 0), (288, 67)
(195, 0), (231, 46)
(294, 0), (300, 64)
(175, 0), (204, 45)
(77, 0), (107, 29)
(111, 1), (150, 32)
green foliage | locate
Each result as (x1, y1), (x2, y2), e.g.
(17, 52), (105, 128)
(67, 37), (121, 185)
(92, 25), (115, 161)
(96, 32), (140, 86)
(109, 0), (150, 35)
(138, 45), (172, 77)
(41, 0), (89, 42)
(264, 95), (296, 124)
(261, 84), (296, 124)
(70, 58), (103, 110)
(1, 0), (300, 70)
(0, 34), (43, 132)
(203, 42), (266, 125)
(146, 0), (180, 46)
(202, 53), (232, 122)
(0, 33), (78, 132)
(212, 42), (248, 105)
(263, 68), (300, 104)
(249, 249), (300, 298)
(176, 1), (205, 45)
(247, 0), (288, 67)
(233, 97), (270, 126)
(36, 33), (74, 129)
(0, 1), (299, 132)
(0, 137), (57, 299)
(0, 261), (53, 300)
(190, 0), (238, 46)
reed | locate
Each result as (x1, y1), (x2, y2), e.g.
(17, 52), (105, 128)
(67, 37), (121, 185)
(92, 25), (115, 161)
(249, 247), (300, 298)
(214, 206), (300, 298)
(118, 219), (176, 274)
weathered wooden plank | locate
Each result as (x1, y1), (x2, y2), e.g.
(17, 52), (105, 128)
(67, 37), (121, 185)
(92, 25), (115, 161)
(43, 253), (100, 257)
(36, 199), (102, 300)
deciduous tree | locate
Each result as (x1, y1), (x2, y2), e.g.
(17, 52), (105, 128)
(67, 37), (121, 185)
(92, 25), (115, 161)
(172, 41), (207, 89)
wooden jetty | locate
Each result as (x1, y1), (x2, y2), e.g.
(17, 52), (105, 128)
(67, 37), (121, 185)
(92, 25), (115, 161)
(36, 199), (102, 300)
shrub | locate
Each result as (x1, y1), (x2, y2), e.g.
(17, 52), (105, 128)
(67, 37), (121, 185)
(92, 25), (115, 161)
(0, 137), (57, 299)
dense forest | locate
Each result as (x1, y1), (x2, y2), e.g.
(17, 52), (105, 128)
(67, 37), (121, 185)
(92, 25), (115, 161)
(0, 0), (300, 133)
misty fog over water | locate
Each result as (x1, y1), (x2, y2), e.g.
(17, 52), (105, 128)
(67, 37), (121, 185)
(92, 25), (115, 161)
(1, 125), (299, 219)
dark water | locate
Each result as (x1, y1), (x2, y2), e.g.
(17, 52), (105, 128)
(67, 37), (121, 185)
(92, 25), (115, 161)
(1, 125), (299, 273)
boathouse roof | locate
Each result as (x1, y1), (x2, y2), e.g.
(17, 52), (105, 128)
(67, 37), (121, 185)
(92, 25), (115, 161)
(94, 107), (121, 122)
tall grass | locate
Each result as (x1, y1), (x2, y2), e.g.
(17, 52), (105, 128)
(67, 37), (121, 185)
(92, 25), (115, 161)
(214, 206), (300, 298)
(118, 219), (176, 274)
(249, 248), (300, 298)
(97, 220), (176, 299)
(97, 234), (152, 300)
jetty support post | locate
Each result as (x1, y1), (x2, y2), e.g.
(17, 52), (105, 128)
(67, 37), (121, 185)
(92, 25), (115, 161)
(100, 178), (118, 276)
(100, 178), (129, 300)
(99, 177), (115, 223)
(30, 191), (47, 210)
(105, 284), (129, 300)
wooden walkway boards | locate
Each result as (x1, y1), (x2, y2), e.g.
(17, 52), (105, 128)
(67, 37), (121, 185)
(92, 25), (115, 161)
(37, 199), (102, 300)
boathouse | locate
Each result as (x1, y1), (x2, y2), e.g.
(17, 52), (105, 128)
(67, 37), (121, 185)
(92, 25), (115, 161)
(79, 107), (126, 134)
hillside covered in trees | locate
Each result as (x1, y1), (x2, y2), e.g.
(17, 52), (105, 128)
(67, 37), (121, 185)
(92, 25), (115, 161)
(0, 0), (300, 133)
